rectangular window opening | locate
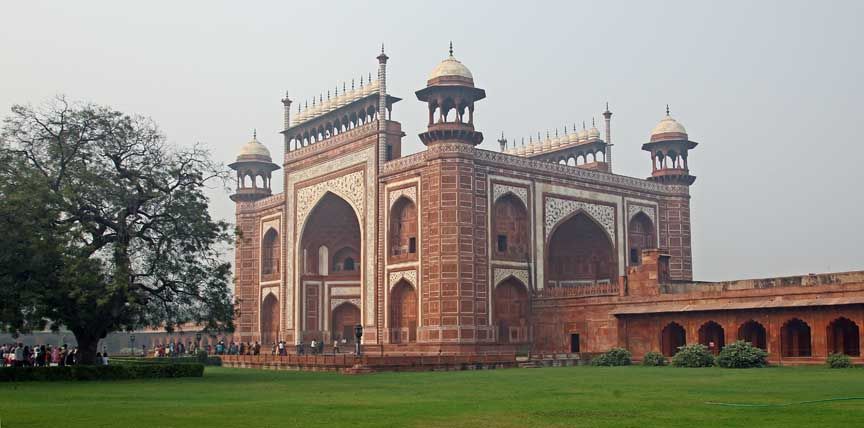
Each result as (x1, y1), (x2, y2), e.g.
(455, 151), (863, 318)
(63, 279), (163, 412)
(408, 237), (417, 254)
(497, 235), (508, 252)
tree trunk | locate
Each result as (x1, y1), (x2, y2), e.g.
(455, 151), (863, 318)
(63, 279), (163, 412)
(73, 331), (101, 365)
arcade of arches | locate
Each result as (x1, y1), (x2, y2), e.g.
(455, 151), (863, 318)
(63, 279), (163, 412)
(632, 314), (862, 360)
(546, 212), (616, 288)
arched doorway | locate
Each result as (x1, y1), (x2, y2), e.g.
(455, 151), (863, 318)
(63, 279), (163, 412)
(390, 280), (417, 343)
(492, 194), (529, 261)
(781, 318), (811, 357)
(389, 197), (418, 263)
(827, 317), (860, 356)
(738, 320), (767, 350)
(261, 293), (279, 346)
(493, 278), (529, 344)
(661, 322), (686, 357)
(698, 321), (725, 355)
(627, 212), (655, 265)
(331, 302), (360, 344)
(547, 212), (616, 288)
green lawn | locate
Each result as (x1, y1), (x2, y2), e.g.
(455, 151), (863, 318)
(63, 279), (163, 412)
(1, 366), (863, 427)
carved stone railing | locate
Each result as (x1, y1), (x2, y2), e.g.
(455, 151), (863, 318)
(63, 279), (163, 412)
(538, 279), (619, 298)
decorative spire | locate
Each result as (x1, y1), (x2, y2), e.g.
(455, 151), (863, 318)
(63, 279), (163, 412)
(381, 43), (385, 54)
(449, 41), (454, 57)
(343, 82), (347, 93)
(521, 137), (525, 146)
(351, 78), (355, 90)
(592, 117), (596, 127)
(666, 104), (670, 116)
(360, 75), (364, 87)
(583, 121), (587, 130)
(605, 102), (611, 113)
(253, 129), (257, 140)
(368, 72), (372, 82)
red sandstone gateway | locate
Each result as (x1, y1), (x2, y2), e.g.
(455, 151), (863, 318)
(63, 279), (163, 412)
(226, 45), (864, 366)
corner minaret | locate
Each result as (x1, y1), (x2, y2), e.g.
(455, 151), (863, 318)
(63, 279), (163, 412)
(415, 42), (486, 146)
(229, 131), (281, 202)
(642, 106), (697, 185)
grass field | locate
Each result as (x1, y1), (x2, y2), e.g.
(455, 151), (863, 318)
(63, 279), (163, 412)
(1, 365), (863, 427)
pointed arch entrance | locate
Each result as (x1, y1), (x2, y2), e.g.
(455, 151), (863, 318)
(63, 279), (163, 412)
(493, 277), (529, 344)
(627, 212), (655, 265)
(390, 280), (418, 343)
(698, 321), (725, 355)
(827, 317), (860, 356)
(261, 293), (279, 346)
(661, 322), (686, 357)
(738, 320), (767, 350)
(781, 318), (811, 357)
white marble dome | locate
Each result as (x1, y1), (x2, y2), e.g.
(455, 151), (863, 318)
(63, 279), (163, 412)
(237, 135), (271, 161)
(428, 54), (474, 81)
(651, 115), (687, 137)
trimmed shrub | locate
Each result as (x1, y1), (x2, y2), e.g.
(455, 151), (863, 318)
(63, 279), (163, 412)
(0, 363), (204, 382)
(591, 348), (632, 366)
(642, 351), (667, 366)
(716, 340), (768, 368)
(671, 344), (715, 368)
(827, 353), (853, 368)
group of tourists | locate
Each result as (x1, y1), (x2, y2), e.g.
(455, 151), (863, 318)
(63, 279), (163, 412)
(211, 340), (263, 356)
(152, 341), (189, 357)
(1, 343), (109, 367)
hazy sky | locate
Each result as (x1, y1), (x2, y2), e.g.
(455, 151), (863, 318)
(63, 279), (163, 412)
(2, 0), (862, 281)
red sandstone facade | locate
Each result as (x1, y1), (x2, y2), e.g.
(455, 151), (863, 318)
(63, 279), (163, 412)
(228, 46), (864, 364)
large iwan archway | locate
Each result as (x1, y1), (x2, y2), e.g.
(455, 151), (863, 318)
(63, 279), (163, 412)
(492, 194), (529, 261)
(299, 192), (361, 341)
(546, 212), (616, 288)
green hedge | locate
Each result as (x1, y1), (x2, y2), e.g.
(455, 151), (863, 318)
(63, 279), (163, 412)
(0, 363), (204, 382)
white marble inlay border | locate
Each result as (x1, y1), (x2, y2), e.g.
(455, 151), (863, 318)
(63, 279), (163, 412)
(388, 269), (417, 291)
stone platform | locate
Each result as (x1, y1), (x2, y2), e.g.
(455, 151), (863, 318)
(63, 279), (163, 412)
(219, 352), (518, 373)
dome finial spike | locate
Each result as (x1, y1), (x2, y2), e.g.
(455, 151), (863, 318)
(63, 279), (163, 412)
(449, 41), (454, 56)
(381, 43), (385, 54)
(253, 129), (257, 140)
(666, 104), (670, 116)
(592, 117), (596, 127)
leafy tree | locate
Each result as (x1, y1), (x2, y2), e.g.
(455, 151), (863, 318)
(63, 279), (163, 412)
(0, 97), (234, 364)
